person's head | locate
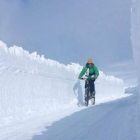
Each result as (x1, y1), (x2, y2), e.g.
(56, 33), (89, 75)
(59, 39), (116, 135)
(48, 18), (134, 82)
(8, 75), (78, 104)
(86, 59), (94, 68)
(87, 59), (93, 64)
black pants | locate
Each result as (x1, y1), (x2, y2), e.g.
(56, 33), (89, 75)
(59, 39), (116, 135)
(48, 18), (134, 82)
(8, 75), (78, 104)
(85, 79), (95, 94)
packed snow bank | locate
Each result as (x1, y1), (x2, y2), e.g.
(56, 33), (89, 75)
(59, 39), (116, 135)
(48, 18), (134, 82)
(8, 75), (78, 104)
(131, 1), (140, 136)
(131, 0), (140, 107)
(0, 40), (124, 119)
(131, 0), (140, 84)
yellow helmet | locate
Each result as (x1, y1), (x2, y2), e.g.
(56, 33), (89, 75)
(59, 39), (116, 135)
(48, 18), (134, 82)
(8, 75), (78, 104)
(87, 59), (93, 64)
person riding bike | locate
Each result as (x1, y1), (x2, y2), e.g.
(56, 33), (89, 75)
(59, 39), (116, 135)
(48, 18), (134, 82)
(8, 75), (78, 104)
(78, 59), (99, 97)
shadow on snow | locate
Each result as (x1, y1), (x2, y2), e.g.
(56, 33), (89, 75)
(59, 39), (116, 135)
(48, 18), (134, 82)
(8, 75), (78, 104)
(31, 93), (138, 140)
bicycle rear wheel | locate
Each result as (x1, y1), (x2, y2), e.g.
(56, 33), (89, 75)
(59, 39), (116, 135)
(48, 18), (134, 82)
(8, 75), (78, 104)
(91, 96), (95, 105)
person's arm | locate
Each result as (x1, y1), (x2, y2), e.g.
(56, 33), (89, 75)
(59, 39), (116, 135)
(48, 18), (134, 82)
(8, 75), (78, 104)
(78, 67), (87, 78)
(94, 66), (99, 79)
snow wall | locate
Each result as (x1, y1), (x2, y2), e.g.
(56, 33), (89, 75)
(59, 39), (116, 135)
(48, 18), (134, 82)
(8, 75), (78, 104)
(0, 41), (124, 119)
(131, 0), (140, 113)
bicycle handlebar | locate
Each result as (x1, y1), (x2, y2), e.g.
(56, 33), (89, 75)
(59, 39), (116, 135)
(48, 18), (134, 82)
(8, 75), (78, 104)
(79, 77), (95, 80)
(79, 78), (87, 80)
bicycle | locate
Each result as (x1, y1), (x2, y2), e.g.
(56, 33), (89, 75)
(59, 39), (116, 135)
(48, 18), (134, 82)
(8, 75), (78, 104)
(80, 77), (96, 107)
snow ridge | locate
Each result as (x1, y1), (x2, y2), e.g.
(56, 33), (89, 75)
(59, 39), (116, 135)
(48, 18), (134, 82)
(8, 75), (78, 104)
(0, 40), (124, 121)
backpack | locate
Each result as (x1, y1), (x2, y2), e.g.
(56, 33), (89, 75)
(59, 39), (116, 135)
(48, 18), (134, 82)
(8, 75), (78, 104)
(86, 63), (95, 76)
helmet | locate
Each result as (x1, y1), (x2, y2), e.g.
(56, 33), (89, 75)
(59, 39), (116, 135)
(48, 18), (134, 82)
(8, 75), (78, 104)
(87, 59), (93, 64)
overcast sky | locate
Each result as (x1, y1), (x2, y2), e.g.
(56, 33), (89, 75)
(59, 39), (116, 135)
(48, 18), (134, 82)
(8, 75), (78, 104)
(0, 0), (138, 86)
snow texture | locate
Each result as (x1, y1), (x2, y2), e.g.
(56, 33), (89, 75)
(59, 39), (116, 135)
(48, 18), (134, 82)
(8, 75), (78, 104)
(131, 0), (140, 104)
(131, 0), (140, 138)
(131, 0), (140, 84)
(32, 93), (139, 140)
(0, 40), (125, 139)
(0, 40), (124, 118)
(125, 85), (138, 93)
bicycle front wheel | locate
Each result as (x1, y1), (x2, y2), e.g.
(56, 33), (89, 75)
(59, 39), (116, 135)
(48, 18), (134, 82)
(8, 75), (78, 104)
(85, 87), (90, 107)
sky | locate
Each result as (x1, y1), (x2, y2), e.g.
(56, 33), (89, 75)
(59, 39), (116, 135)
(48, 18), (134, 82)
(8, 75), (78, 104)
(0, 0), (138, 86)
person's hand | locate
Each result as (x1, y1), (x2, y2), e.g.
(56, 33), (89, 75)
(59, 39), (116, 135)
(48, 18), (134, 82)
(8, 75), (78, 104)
(78, 76), (81, 79)
(94, 76), (98, 79)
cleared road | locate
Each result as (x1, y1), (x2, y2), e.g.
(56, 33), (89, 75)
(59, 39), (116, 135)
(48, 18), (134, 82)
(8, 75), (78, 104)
(32, 93), (140, 140)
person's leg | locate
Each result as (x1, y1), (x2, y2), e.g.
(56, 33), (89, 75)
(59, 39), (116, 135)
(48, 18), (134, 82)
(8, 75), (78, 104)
(89, 80), (95, 96)
(85, 81), (87, 89)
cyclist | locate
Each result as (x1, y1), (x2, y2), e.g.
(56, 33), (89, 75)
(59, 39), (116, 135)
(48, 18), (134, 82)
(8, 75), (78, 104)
(78, 59), (99, 97)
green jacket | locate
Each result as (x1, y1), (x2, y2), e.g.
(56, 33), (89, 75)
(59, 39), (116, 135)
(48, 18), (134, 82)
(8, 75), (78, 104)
(79, 64), (99, 79)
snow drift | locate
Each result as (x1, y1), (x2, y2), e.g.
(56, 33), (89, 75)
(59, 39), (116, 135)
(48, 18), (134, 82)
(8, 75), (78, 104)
(0, 40), (124, 120)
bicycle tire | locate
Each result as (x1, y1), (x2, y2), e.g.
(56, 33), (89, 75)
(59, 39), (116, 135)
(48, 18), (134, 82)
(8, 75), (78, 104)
(91, 97), (95, 105)
(85, 87), (90, 107)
